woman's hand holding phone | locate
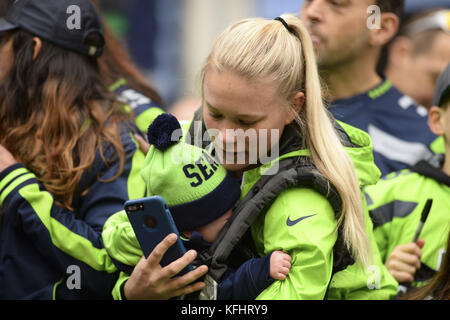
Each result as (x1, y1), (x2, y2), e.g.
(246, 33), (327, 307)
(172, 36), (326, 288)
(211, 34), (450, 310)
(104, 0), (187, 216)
(124, 233), (208, 300)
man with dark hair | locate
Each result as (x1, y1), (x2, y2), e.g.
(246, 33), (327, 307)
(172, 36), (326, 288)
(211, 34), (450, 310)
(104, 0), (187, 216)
(376, 0), (404, 19)
(300, 0), (438, 176)
(385, 9), (450, 110)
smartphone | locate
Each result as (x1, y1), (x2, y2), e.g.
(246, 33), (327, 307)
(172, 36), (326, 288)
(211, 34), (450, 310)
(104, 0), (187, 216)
(125, 196), (195, 276)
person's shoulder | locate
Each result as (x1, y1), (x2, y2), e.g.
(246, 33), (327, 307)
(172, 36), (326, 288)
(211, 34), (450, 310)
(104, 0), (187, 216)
(380, 168), (425, 185)
(381, 83), (429, 119)
(369, 168), (425, 189)
(364, 169), (429, 206)
(369, 82), (436, 144)
(112, 80), (162, 111)
(111, 81), (166, 134)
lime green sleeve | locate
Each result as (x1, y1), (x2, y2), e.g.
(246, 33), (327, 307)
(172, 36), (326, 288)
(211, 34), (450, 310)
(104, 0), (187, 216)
(365, 186), (392, 262)
(103, 210), (144, 300)
(430, 136), (445, 155)
(252, 188), (337, 300)
(364, 174), (407, 262)
(102, 209), (143, 267)
(112, 272), (131, 300)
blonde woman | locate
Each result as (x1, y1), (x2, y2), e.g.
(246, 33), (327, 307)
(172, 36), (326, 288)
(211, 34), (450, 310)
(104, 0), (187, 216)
(106, 15), (398, 300)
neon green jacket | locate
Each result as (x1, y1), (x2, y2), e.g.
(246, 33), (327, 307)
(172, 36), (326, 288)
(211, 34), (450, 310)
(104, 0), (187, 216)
(245, 121), (397, 300)
(365, 155), (450, 288)
(431, 136), (445, 155)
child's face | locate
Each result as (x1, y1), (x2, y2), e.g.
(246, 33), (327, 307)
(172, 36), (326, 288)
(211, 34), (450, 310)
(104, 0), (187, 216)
(193, 209), (233, 243)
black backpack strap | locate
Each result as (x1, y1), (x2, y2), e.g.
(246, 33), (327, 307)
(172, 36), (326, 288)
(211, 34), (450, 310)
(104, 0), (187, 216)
(203, 158), (298, 281)
(202, 157), (354, 284)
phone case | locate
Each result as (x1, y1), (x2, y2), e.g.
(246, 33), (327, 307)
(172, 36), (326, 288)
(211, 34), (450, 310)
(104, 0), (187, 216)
(125, 196), (194, 276)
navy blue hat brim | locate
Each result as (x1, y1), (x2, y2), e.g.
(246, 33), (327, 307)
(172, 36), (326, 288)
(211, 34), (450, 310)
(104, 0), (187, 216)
(433, 64), (450, 107)
(0, 18), (18, 32)
(170, 171), (242, 231)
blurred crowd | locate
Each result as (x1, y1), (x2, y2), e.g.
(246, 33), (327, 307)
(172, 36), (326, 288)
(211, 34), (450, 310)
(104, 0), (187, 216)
(98, 0), (449, 110)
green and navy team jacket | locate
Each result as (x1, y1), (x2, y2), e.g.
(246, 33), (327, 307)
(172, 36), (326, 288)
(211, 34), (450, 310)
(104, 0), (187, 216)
(0, 83), (164, 299)
(0, 122), (146, 299)
(365, 154), (450, 289)
(109, 78), (165, 135)
(329, 77), (444, 176)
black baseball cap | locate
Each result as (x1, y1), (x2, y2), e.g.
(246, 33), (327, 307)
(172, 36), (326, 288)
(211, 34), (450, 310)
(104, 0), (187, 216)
(0, 0), (104, 57)
(433, 63), (450, 107)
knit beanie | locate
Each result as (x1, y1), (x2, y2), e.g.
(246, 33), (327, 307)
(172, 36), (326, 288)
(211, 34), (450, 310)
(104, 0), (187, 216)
(140, 113), (241, 231)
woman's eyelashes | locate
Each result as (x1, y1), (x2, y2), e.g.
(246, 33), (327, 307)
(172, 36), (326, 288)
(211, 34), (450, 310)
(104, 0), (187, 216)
(237, 119), (257, 126)
(208, 112), (257, 126)
(209, 111), (224, 120)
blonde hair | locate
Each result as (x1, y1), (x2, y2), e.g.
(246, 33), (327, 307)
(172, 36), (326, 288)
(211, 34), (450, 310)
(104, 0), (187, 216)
(200, 14), (372, 267)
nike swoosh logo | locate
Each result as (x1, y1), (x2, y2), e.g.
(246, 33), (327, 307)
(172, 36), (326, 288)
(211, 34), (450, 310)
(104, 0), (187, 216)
(286, 214), (317, 227)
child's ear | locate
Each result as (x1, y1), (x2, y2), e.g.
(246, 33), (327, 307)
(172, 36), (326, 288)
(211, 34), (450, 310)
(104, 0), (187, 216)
(428, 106), (445, 136)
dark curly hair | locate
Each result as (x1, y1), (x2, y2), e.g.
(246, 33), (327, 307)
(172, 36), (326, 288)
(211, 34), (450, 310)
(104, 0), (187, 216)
(0, 29), (129, 210)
